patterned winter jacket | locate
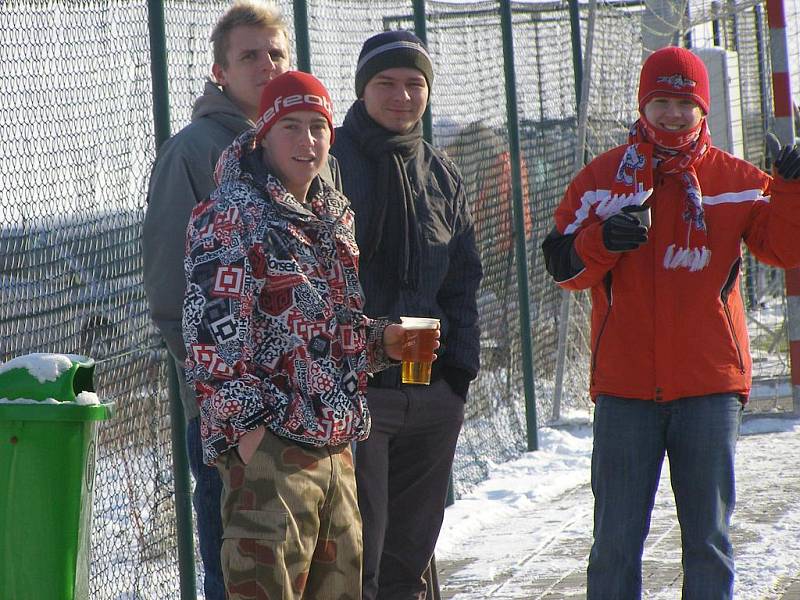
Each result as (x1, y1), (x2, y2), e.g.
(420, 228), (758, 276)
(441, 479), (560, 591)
(542, 144), (800, 403)
(143, 81), (341, 422)
(183, 129), (393, 464)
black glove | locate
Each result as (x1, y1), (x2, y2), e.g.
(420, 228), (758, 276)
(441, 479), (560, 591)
(766, 133), (800, 180)
(602, 213), (648, 252)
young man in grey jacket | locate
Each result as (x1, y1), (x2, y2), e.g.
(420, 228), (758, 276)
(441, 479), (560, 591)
(143, 2), (337, 597)
(331, 31), (482, 600)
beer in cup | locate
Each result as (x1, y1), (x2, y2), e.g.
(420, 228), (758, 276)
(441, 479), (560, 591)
(400, 317), (440, 385)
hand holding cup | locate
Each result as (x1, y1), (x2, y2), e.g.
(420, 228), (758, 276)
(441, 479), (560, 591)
(621, 203), (651, 228)
(602, 212), (648, 252)
(382, 321), (440, 361)
(393, 317), (440, 385)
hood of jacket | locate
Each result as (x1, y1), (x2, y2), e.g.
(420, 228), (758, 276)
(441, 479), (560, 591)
(191, 80), (253, 136)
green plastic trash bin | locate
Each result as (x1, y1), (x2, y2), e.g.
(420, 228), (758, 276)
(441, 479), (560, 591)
(0, 353), (113, 600)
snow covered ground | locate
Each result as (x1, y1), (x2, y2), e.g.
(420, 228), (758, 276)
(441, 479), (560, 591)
(436, 412), (800, 599)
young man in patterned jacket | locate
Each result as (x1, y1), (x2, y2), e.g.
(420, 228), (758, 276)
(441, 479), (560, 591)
(143, 3), (339, 597)
(183, 71), (430, 600)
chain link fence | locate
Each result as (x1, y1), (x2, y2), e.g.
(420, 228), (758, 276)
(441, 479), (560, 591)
(1, 0), (797, 596)
(0, 1), (182, 596)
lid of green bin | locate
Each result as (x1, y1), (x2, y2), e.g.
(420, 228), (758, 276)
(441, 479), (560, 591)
(0, 401), (113, 422)
(0, 353), (96, 403)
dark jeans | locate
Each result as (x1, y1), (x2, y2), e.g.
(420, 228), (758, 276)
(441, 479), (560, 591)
(356, 379), (465, 600)
(587, 394), (742, 600)
(187, 416), (225, 600)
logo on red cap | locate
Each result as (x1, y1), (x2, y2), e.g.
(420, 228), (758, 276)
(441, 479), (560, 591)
(255, 71), (334, 143)
(655, 74), (696, 90)
(638, 47), (710, 115)
(260, 93), (333, 129)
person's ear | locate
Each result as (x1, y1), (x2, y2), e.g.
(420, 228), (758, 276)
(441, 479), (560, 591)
(211, 63), (226, 86)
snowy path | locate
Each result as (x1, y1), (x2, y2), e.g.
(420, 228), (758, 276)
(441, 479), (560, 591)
(436, 416), (800, 599)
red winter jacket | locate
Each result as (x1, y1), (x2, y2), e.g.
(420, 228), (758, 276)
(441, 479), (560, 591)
(542, 144), (800, 402)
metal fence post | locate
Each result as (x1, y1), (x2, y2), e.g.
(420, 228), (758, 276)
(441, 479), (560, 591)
(764, 0), (800, 415)
(293, 0), (311, 73)
(412, 0), (433, 142)
(500, 0), (538, 450)
(148, 0), (170, 148)
(166, 355), (197, 600)
(147, 1), (197, 597)
(554, 0), (597, 422)
(553, 0), (585, 422)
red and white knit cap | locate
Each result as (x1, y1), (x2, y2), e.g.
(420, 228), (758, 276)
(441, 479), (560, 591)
(638, 47), (710, 115)
(255, 71), (334, 143)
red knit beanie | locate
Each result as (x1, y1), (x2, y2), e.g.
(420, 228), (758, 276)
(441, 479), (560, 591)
(255, 71), (334, 143)
(638, 47), (710, 115)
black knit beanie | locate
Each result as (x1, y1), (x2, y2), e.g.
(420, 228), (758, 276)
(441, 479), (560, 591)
(354, 30), (434, 98)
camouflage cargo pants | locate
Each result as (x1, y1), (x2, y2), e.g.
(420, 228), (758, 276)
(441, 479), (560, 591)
(216, 430), (362, 600)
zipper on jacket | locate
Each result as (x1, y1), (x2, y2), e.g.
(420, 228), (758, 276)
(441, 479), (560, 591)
(590, 272), (613, 384)
(720, 258), (745, 374)
(722, 304), (745, 373)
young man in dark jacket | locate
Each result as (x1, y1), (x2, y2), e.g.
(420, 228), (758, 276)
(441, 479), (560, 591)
(142, 3), (338, 597)
(330, 30), (482, 600)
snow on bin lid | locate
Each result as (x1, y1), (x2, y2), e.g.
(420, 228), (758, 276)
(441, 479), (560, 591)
(0, 353), (100, 405)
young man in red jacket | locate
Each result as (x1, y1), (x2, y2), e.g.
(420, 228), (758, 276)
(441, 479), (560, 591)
(542, 46), (800, 599)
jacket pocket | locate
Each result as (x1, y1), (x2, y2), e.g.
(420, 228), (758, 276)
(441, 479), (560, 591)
(222, 509), (288, 542)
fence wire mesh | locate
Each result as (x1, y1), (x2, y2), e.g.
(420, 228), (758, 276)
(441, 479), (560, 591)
(307, 0), (408, 118)
(435, 3), (533, 490)
(1, 0), (798, 596)
(0, 1), (182, 597)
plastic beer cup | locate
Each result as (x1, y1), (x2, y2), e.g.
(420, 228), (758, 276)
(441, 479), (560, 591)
(399, 317), (440, 385)
(621, 203), (651, 228)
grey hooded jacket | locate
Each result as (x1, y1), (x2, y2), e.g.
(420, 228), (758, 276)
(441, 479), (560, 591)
(143, 81), (340, 419)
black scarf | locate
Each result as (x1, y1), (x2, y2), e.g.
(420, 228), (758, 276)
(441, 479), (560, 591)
(341, 100), (423, 290)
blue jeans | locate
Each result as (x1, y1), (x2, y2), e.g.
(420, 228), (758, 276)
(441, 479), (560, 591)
(587, 394), (742, 600)
(187, 416), (225, 600)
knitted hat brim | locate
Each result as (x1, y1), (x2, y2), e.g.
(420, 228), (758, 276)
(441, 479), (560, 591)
(355, 47), (433, 98)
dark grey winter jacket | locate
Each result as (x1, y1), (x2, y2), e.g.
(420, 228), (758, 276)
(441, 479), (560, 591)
(331, 125), (482, 395)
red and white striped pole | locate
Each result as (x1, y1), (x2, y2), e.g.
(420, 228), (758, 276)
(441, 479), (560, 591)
(765, 0), (799, 414)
